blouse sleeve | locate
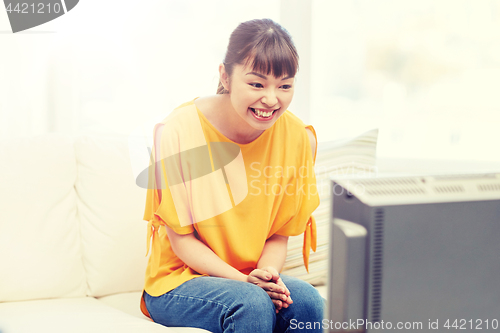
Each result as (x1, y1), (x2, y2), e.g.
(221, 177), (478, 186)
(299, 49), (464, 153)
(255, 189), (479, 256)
(274, 125), (320, 272)
(144, 123), (195, 277)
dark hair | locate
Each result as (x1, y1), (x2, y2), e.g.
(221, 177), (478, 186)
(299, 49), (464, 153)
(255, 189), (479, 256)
(217, 19), (299, 94)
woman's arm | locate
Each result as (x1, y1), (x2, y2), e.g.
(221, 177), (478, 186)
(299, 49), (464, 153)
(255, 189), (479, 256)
(256, 234), (293, 312)
(256, 234), (289, 272)
(167, 227), (292, 312)
(165, 226), (248, 282)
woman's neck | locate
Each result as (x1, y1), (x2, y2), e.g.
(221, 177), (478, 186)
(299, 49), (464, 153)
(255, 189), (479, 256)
(195, 95), (265, 144)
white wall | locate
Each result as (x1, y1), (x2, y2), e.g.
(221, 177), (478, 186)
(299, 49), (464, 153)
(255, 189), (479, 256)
(2, 0), (500, 162)
(310, 0), (500, 161)
(0, 0), (280, 138)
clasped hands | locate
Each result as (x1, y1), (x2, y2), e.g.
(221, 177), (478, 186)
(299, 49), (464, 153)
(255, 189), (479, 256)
(247, 267), (293, 313)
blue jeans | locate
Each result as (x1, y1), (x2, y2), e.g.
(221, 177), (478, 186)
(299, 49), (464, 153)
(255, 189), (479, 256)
(144, 275), (325, 333)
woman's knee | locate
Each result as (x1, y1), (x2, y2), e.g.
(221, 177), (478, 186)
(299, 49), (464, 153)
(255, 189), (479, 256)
(281, 276), (325, 321)
(231, 282), (275, 312)
(225, 283), (276, 331)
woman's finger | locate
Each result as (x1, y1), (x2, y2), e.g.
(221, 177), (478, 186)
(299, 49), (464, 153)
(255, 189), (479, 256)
(256, 281), (286, 293)
(276, 278), (291, 297)
(272, 299), (282, 310)
(247, 274), (269, 286)
(248, 269), (272, 281)
(248, 276), (285, 293)
(262, 267), (280, 282)
(275, 278), (292, 304)
(246, 274), (260, 285)
(266, 291), (289, 302)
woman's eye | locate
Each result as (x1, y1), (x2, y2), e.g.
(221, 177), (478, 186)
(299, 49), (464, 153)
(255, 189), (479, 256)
(281, 85), (292, 90)
(250, 83), (264, 88)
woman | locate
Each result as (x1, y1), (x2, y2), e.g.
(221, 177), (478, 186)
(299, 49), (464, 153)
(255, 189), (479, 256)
(141, 18), (324, 332)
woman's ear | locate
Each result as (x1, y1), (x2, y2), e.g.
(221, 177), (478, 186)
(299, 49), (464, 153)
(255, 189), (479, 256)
(219, 63), (230, 92)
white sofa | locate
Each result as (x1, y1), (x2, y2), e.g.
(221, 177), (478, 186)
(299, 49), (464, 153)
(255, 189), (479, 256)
(0, 132), (331, 333)
(0, 133), (216, 333)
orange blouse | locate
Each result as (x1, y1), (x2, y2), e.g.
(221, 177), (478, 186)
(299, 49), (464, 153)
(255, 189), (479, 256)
(140, 99), (319, 317)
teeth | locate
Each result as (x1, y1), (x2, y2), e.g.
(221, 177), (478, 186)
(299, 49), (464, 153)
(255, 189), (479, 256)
(252, 108), (274, 118)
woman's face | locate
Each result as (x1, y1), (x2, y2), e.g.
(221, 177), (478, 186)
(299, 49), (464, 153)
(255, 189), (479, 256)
(221, 62), (295, 132)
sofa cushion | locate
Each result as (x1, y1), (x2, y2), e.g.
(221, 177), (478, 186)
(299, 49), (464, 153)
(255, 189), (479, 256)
(0, 297), (175, 333)
(75, 133), (149, 297)
(281, 129), (378, 285)
(97, 292), (212, 333)
(0, 134), (86, 302)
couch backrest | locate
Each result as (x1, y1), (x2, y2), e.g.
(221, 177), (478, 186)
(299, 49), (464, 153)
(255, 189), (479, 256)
(0, 133), (150, 302)
(75, 133), (148, 298)
(0, 134), (87, 302)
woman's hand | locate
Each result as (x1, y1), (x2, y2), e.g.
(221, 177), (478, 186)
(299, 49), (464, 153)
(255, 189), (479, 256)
(247, 267), (293, 313)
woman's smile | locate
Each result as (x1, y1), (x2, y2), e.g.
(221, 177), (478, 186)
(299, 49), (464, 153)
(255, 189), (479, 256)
(249, 107), (280, 121)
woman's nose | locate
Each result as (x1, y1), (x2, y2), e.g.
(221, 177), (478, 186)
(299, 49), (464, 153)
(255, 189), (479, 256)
(261, 89), (278, 107)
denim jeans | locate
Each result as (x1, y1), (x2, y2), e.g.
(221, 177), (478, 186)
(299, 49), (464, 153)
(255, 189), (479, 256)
(144, 274), (325, 333)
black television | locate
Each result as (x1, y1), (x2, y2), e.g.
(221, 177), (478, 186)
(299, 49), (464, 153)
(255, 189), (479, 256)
(326, 173), (500, 333)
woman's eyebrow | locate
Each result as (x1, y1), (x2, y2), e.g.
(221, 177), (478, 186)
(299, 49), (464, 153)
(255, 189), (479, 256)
(246, 72), (267, 80)
(246, 72), (295, 81)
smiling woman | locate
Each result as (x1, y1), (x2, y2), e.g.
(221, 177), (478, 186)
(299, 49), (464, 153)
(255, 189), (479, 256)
(194, 18), (300, 144)
(141, 18), (324, 333)
(216, 18), (298, 93)
(204, 62), (295, 142)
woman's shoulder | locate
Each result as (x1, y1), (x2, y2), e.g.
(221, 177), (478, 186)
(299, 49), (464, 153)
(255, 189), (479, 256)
(276, 111), (317, 160)
(277, 110), (315, 139)
(192, 95), (218, 114)
(169, 99), (198, 118)
(156, 99), (199, 127)
(279, 110), (308, 128)
(152, 100), (202, 144)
